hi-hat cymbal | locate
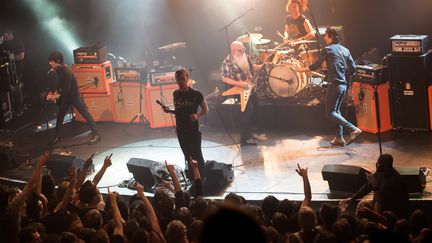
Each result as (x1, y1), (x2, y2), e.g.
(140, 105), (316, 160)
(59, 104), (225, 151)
(237, 33), (263, 43)
(254, 38), (271, 45)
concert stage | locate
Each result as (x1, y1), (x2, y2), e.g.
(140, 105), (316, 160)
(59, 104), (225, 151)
(2, 106), (431, 209)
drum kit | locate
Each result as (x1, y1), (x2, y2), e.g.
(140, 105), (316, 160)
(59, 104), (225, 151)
(236, 31), (325, 99)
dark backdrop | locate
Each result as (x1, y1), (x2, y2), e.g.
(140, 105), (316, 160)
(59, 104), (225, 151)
(1, 0), (431, 99)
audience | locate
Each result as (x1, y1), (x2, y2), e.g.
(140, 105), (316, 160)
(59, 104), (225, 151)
(0, 152), (430, 243)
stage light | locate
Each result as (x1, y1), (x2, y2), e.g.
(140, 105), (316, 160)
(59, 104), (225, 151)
(24, 0), (79, 53)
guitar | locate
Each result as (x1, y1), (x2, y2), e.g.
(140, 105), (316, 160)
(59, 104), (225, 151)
(221, 66), (264, 112)
(46, 91), (61, 104)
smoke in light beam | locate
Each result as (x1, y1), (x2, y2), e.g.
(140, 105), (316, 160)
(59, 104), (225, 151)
(24, 0), (79, 53)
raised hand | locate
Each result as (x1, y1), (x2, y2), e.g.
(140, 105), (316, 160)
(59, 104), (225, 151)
(135, 181), (144, 192)
(188, 157), (199, 170)
(165, 161), (175, 175)
(38, 151), (50, 167)
(295, 163), (308, 178)
(69, 164), (77, 180)
(338, 198), (351, 212)
(84, 153), (95, 168)
(104, 154), (113, 167)
(108, 187), (117, 202)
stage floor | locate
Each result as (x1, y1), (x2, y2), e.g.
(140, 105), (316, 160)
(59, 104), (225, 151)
(10, 120), (431, 202)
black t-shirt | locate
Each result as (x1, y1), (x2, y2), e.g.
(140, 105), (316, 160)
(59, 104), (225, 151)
(284, 14), (307, 39)
(173, 88), (204, 133)
(48, 65), (80, 103)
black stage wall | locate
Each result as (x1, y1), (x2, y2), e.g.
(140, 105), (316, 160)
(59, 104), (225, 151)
(1, 0), (431, 100)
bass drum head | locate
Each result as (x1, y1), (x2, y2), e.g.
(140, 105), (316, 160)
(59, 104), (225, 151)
(267, 61), (307, 98)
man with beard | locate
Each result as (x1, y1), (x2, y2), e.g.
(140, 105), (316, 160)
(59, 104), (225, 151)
(221, 41), (263, 145)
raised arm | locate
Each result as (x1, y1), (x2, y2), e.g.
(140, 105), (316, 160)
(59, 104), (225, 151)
(75, 153), (94, 189)
(296, 163), (311, 207)
(188, 158), (203, 197)
(54, 164), (77, 213)
(165, 161), (182, 193)
(108, 188), (124, 238)
(92, 154), (112, 186)
(135, 182), (165, 242)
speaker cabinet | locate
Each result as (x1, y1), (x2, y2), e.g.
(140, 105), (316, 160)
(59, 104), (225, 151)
(204, 160), (234, 195)
(126, 158), (155, 189)
(46, 154), (92, 184)
(322, 164), (368, 193)
(72, 61), (113, 93)
(74, 93), (114, 122)
(351, 82), (392, 133)
(395, 167), (426, 193)
(389, 51), (432, 130)
(145, 84), (177, 128)
(109, 82), (147, 123)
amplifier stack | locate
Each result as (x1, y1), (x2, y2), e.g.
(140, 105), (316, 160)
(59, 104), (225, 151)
(72, 46), (114, 122)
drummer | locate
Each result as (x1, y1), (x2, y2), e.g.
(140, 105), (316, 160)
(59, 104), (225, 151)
(283, 0), (314, 43)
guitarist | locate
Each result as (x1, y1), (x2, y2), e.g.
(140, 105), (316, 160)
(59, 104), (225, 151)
(221, 41), (263, 145)
(161, 69), (208, 188)
(47, 51), (101, 144)
(296, 27), (361, 147)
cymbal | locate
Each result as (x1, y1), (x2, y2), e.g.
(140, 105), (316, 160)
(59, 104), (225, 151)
(158, 42), (186, 51)
(236, 33), (263, 43)
(254, 38), (271, 45)
(290, 40), (317, 45)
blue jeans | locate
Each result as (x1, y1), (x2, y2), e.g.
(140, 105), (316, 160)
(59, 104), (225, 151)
(325, 84), (357, 137)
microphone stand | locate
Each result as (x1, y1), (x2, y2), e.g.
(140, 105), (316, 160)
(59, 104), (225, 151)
(307, 1), (323, 55)
(218, 8), (254, 54)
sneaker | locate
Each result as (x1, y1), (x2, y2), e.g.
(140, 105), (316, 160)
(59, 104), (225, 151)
(330, 137), (346, 147)
(241, 138), (257, 146)
(52, 136), (61, 144)
(88, 134), (101, 144)
(346, 128), (362, 145)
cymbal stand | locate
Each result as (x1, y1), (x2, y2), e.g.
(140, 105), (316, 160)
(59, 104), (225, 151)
(125, 75), (150, 129)
(218, 8), (254, 55)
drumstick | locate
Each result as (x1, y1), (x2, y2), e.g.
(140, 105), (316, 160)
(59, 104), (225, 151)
(276, 30), (285, 39)
(308, 71), (326, 78)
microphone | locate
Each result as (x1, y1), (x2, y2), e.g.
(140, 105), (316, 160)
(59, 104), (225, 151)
(189, 67), (194, 76)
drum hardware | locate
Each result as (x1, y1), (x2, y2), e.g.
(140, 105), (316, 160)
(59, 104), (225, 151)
(236, 33), (263, 43)
(158, 42), (186, 51)
(289, 40), (317, 45)
(254, 39), (271, 45)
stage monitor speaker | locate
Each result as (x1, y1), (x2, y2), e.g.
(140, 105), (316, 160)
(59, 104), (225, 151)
(126, 158), (155, 189)
(72, 61), (113, 94)
(204, 160), (234, 195)
(45, 154), (93, 184)
(110, 82), (147, 123)
(74, 93), (114, 122)
(351, 82), (392, 133)
(145, 84), (177, 128)
(389, 51), (432, 130)
(0, 165), (50, 189)
(322, 164), (368, 193)
(395, 167), (427, 193)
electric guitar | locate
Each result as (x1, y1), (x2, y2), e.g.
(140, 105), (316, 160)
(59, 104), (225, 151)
(222, 66), (264, 112)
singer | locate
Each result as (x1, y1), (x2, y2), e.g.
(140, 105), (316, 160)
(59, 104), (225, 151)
(47, 51), (101, 144)
(161, 69), (208, 191)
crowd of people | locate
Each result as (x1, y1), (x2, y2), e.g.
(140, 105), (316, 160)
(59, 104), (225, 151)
(0, 152), (431, 243)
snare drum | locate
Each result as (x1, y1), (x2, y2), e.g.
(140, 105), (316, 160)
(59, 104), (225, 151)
(267, 58), (307, 97)
(256, 49), (276, 64)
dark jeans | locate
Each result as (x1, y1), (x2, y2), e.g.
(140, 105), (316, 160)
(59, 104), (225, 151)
(240, 92), (258, 141)
(177, 130), (206, 180)
(55, 96), (98, 137)
(11, 85), (24, 113)
(325, 84), (357, 137)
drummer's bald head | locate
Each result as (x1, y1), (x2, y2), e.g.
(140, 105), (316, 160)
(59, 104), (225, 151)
(230, 41), (244, 53)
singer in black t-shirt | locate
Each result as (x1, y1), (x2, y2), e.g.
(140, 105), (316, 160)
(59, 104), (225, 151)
(161, 69), (208, 184)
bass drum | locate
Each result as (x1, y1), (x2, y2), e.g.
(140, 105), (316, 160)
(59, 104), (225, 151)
(267, 59), (307, 98)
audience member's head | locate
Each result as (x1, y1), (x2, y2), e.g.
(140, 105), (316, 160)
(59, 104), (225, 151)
(298, 206), (317, 232)
(376, 153), (394, 173)
(271, 212), (289, 234)
(79, 180), (100, 205)
(410, 209), (428, 238)
(173, 207), (193, 229)
(82, 209), (103, 230)
(224, 192), (245, 207)
(130, 228), (149, 243)
(19, 226), (41, 243)
(165, 220), (188, 243)
(201, 207), (266, 243)
(190, 196), (208, 220)
(319, 203), (338, 227)
(277, 199), (294, 218)
(333, 218), (354, 243)
(261, 195), (280, 225)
